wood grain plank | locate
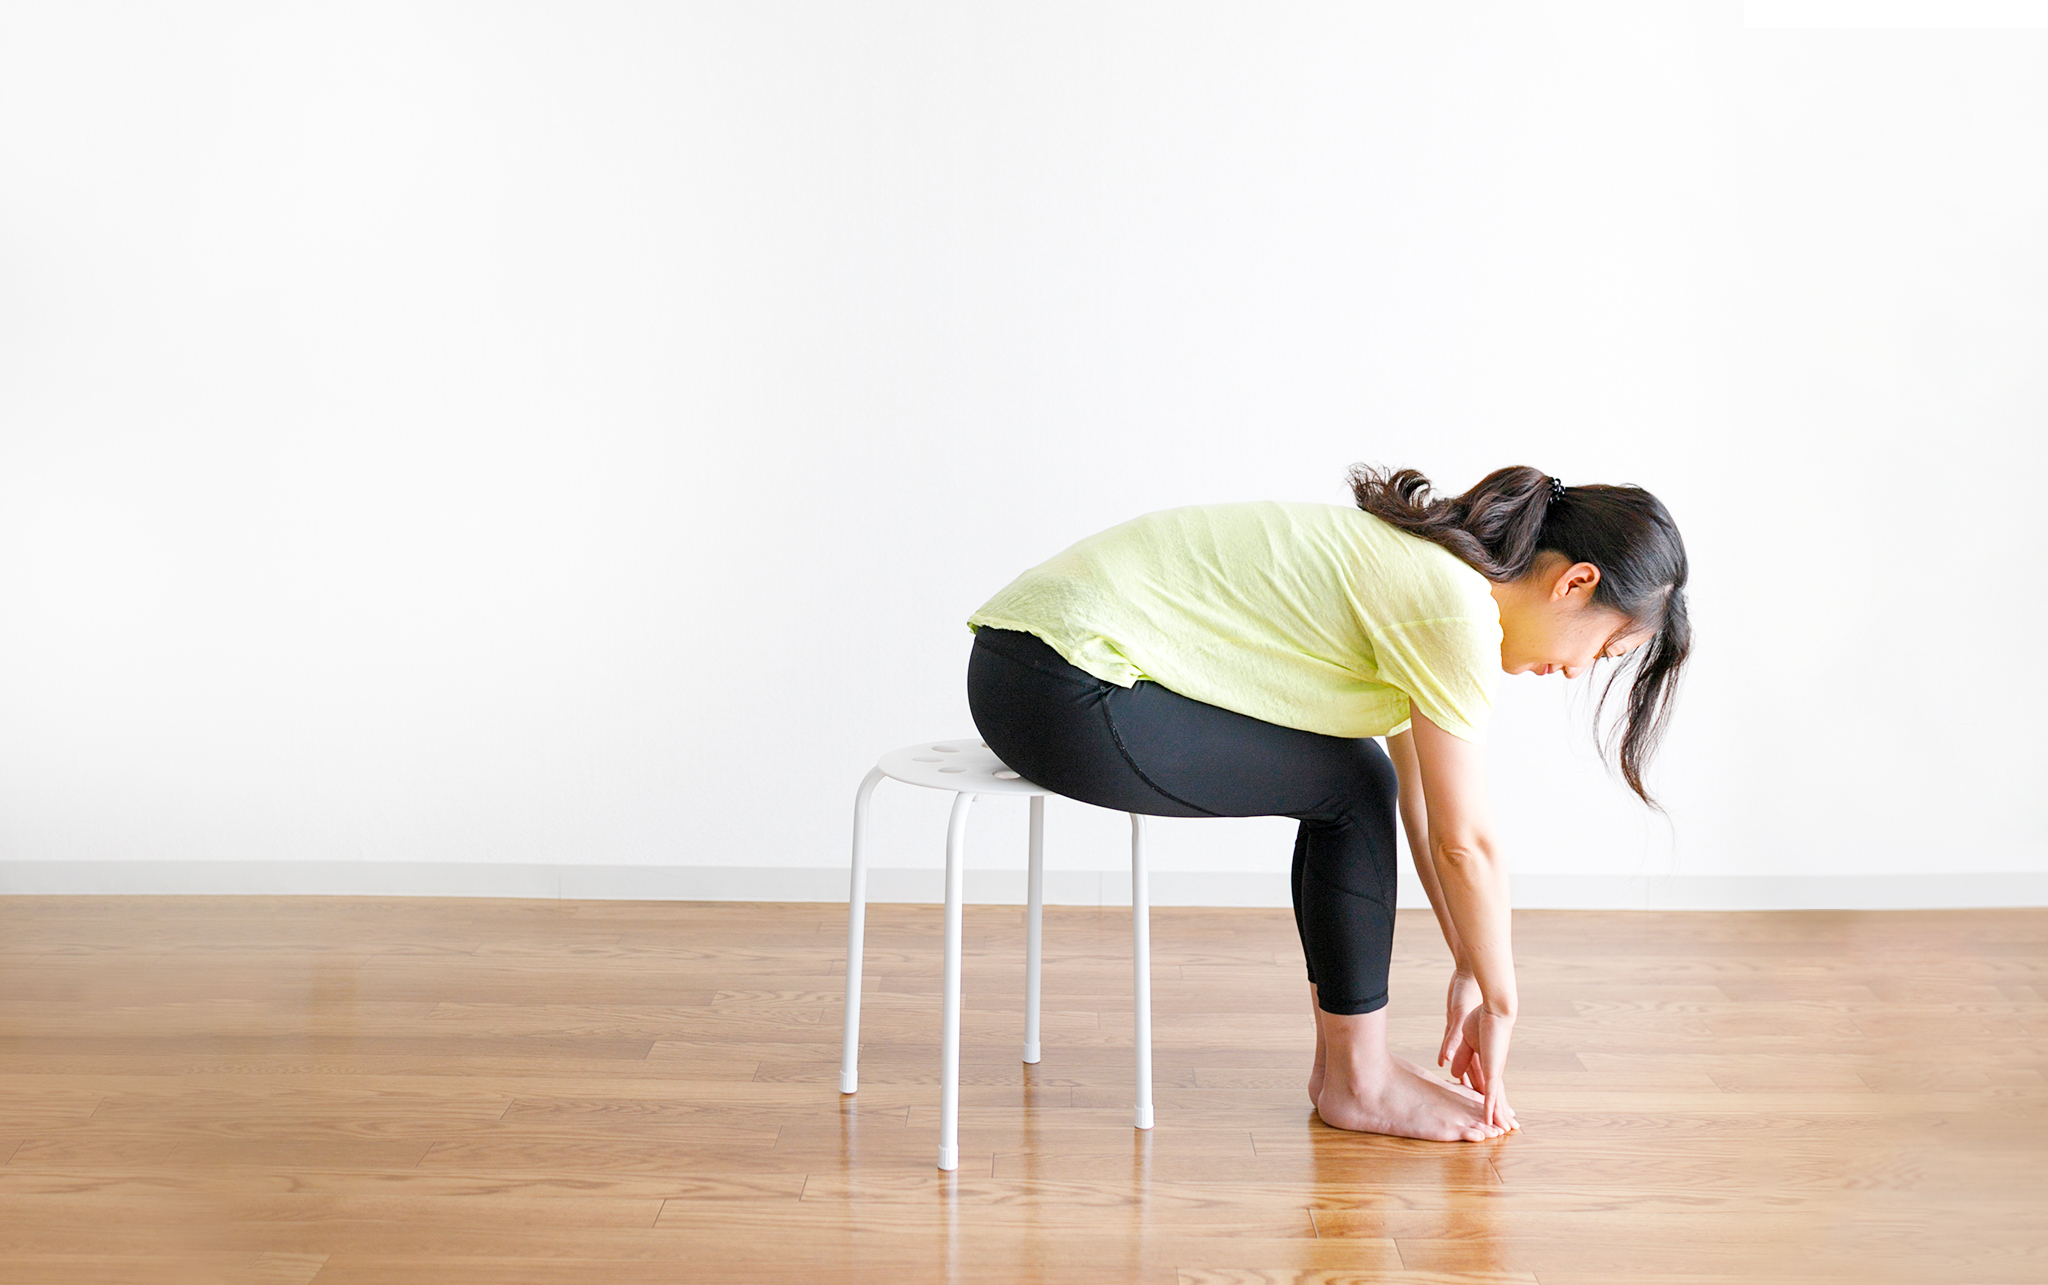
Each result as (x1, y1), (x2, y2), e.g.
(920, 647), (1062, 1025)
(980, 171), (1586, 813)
(0, 1253), (326, 1285)
(1178, 1274), (1536, 1285)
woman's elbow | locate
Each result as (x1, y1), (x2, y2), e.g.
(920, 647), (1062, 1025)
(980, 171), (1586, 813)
(1430, 837), (1499, 872)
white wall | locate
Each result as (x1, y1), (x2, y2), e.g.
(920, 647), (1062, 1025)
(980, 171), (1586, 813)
(0, 3), (2041, 906)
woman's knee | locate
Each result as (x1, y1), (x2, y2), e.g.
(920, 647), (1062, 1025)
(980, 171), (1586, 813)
(1309, 739), (1399, 832)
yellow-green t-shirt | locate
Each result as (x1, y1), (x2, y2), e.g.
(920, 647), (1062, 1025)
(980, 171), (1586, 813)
(967, 502), (1503, 743)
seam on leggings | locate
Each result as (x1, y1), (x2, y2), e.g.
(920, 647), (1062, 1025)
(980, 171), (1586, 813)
(1300, 860), (1395, 913)
(1099, 698), (1224, 818)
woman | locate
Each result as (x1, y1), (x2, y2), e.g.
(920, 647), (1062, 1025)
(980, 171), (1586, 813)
(964, 465), (1690, 1142)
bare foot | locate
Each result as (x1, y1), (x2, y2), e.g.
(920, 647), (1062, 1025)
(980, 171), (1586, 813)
(1391, 1053), (1517, 1131)
(1315, 1057), (1506, 1142)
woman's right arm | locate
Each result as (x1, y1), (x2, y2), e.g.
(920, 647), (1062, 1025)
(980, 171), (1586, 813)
(1386, 729), (1463, 962)
(1405, 709), (1518, 1130)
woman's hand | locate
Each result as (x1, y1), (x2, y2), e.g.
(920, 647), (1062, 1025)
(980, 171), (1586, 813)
(1439, 968), (1483, 1071)
(1446, 1005), (1516, 1131)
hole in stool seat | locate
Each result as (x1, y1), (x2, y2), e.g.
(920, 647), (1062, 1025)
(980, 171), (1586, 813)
(939, 766), (966, 773)
(994, 770), (1019, 779)
(932, 744), (961, 752)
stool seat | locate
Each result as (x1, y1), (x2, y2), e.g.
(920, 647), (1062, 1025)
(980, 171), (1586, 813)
(841, 735), (1154, 1171)
(876, 738), (1045, 796)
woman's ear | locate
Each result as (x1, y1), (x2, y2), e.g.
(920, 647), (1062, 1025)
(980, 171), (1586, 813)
(1551, 561), (1602, 603)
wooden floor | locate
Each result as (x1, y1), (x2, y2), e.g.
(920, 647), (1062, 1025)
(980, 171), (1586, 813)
(0, 897), (2040, 1284)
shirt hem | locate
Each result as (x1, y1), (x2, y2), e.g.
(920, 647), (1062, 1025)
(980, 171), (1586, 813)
(965, 614), (1142, 689)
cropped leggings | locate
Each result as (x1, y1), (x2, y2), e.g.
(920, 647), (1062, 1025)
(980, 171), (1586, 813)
(966, 627), (1400, 1016)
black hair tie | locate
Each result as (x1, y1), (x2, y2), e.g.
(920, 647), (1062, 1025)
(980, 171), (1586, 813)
(1549, 476), (1566, 501)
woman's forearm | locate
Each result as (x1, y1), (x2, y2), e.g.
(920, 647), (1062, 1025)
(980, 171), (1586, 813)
(1426, 830), (1516, 1017)
(1404, 713), (1518, 1018)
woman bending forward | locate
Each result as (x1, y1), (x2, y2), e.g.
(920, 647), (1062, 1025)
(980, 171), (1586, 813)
(965, 466), (1690, 1142)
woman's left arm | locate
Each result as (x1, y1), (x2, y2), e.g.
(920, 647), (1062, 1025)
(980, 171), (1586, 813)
(1408, 709), (1518, 1131)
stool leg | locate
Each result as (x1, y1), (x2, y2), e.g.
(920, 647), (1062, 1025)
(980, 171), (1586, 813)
(839, 767), (885, 1095)
(1023, 794), (1044, 1065)
(938, 791), (974, 1172)
(1131, 813), (1154, 1131)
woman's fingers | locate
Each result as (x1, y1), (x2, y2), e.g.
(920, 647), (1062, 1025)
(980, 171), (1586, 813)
(1448, 1038), (1476, 1089)
(1455, 1007), (1516, 1133)
(1482, 1037), (1513, 1131)
(1442, 971), (1482, 1070)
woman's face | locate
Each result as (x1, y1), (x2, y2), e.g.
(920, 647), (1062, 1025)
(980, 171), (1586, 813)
(1493, 555), (1652, 678)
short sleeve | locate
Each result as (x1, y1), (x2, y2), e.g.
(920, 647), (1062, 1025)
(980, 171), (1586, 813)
(1368, 616), (1500, 744)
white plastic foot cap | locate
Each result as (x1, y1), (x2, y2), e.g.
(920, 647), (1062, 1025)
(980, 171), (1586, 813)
(1134, 1105), (1154, 1130)
(839, 1074), (857, 1094)
(1021, 1041), (1041, 1064)
(937, 1145), (959, 1171)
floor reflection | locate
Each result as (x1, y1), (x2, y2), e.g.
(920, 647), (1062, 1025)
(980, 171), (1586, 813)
(1306, 1090), (1509, 1274)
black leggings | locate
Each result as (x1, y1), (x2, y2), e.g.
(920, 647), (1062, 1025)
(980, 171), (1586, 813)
(966, 627), (1400, 1016)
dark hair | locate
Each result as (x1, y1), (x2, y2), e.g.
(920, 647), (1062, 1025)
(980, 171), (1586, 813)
(1348, 464), (1691, 807)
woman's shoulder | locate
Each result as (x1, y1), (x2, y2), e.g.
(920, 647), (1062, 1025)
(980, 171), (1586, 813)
(1318, 508), (1497, 622)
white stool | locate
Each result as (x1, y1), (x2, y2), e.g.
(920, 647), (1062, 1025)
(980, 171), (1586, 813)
(839, 737), (1154, 1172)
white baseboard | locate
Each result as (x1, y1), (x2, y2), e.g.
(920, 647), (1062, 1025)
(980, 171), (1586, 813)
(0, 861), (2044, 910)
